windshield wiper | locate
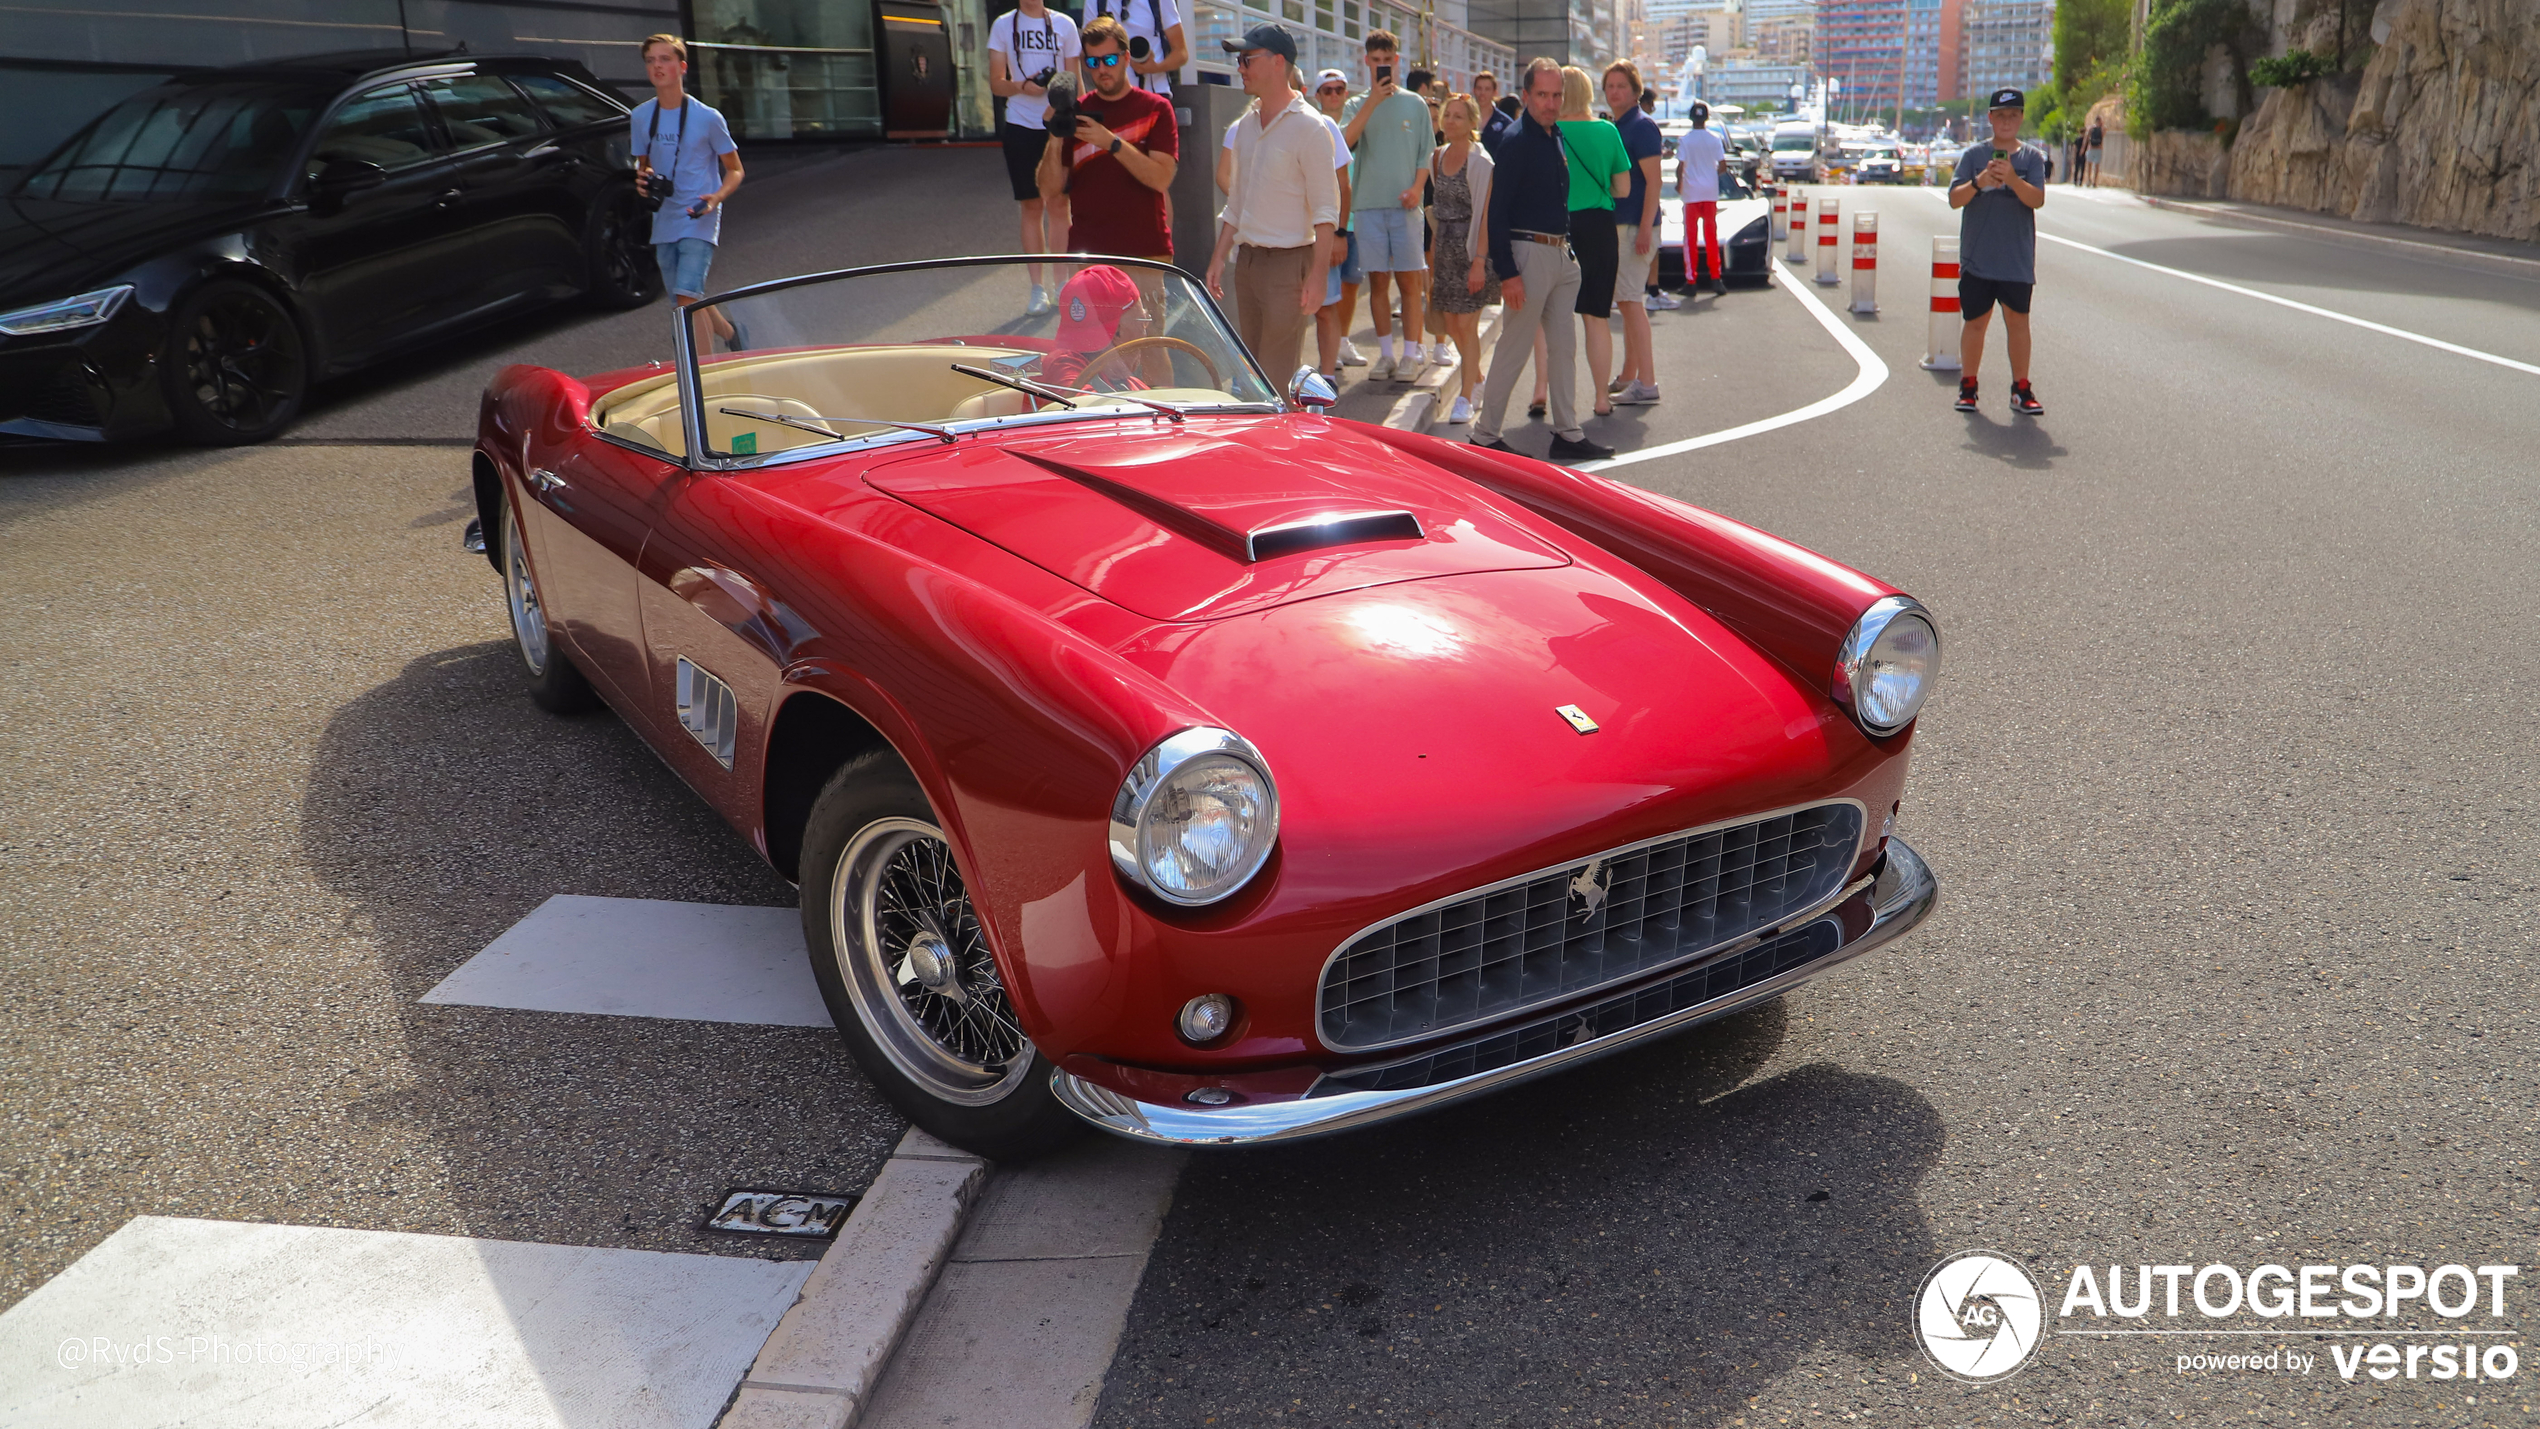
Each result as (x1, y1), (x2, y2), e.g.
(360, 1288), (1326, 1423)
(950, 362), (1077, 409)
(717, 405), (956, 446)
(1039, 384), (1199, 423)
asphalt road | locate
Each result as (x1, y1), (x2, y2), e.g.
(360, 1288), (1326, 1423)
(4, 148), (2536, 1429)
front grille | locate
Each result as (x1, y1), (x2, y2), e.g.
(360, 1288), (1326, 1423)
(24, 373), (102, 428)
(1317, 802), (1862, 1051)
(1312, 917), (1844, 1096)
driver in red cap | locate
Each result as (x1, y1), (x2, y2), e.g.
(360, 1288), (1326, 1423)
(1040, 263), (1153, 389)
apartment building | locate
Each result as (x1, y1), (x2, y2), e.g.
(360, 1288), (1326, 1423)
(1962, 0), (2053, 98)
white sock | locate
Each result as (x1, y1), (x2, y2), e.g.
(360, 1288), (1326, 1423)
(1379, 335), (1396, 361)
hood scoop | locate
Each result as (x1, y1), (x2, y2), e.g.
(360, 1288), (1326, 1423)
(867, 425), (1565, 621)
(1010, 449), (1424, 564)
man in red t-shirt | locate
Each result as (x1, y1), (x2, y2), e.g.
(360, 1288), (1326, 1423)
(1036, 15), (1179, 261)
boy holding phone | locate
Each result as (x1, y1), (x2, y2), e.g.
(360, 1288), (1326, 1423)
(1948, 87), (2047, 415)
(1341, 29), (1433, 379)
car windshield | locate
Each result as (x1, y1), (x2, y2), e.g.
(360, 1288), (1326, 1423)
(1772, 133), (1814, 151)
(16, 81), (324, 201)
(599, 259), (1281, 463)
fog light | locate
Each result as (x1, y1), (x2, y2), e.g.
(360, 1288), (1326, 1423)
(1184, 1087), (1234, 1106)
(1176, 993), (1237, 1044)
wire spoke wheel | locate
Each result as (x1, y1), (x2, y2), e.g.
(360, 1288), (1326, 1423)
(503, 502), (551, 676)
(180, 290), (302, 433)
(833, 817), (1032, 1106)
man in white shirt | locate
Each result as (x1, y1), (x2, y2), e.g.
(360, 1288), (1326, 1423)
(988, 0), (1081, 314)
(1207, 24), (1336, 383)
(1672, 101), (1728, 296)
(1084, 0), (1188, 94)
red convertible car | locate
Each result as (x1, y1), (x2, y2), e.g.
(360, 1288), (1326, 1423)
(469, 256), (1940, 1157)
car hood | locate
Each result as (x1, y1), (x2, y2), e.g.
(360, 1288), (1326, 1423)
(864, 419), (1570, 621)
(0, 196), (266, 303)
(1111, 561), (1883, 944)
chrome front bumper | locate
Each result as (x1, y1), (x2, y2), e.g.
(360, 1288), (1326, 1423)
(1051, 837), (1938, 1147)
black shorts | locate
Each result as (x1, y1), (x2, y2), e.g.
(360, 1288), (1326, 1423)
(1959, 273), (2034, 319)
(1570, 211), (1619, 316)
(1002, 121), (1052, 201)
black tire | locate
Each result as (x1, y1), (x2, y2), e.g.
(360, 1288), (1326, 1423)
(583, 190), (662, 310)
(160, 280), (308, 444)
(800, 751), (1082, 1160)
(498, 490), (600, 714)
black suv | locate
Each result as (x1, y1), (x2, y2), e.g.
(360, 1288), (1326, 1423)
(0, 50), (658, 444)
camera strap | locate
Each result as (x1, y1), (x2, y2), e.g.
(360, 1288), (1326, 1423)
(646, 99), (690, 178)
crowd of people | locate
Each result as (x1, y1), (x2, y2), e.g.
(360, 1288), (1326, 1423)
(624, 24), (2052, 464)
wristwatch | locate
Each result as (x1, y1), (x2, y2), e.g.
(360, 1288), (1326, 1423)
(1109, 137), (1124, 155)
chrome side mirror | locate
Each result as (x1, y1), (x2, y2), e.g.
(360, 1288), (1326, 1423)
(1288, 366), (1338, 411)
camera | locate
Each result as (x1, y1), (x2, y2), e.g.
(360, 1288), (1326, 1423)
(1029, 66), (1057, 90)
(1128, 35), (1150, 61)
(640, 170), (675, 211)
(1045, 70), (1083, 155)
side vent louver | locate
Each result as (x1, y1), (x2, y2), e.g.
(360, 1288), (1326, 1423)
(675, 657), (738, 769)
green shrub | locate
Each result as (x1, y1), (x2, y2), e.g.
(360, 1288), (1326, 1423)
(2248, 48), (2334, 88)
(2127, 0), (2267, 136)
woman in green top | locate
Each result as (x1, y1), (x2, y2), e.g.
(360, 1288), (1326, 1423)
(1558, 65), (1632, 417)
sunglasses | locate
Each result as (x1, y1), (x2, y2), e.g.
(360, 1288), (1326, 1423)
(1086, 52), (1125, 67)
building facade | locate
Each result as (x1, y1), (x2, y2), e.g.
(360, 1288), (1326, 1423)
(1961, 0), (2053, 100)
(1813, 0), (1907, 121)
(1900, 0), (1966, 109)
(1739, 0), (1812, 65)
(1703, 57), (1807, 112)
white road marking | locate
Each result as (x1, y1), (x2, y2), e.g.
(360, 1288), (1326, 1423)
(422, 895), (829, 1027)
(2032, 230), (2540, 376)
(0, 1216), (811, 1429)
(1580, 260), (1889, 473)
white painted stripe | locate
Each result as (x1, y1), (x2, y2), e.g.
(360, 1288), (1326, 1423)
(1580, 259), (1890, 473)
(0, 1216), (811, 1429)
(2033, 230), (2540, 377)
(422, 895), (829, 1027)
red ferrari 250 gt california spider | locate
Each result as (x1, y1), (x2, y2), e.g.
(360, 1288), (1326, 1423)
(467, 256), (1940, 1158)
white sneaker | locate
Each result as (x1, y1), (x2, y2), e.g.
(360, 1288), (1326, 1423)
(1647, 290), (1682, 310)
(1025, 285), (1053, 317)
(1338, 339), (1369, 366)
(1368, 354), (1396, 381)
(1429, 342), (1455, 366)
(1615, 381), (1662, 405)
(1447, 394), (1474, 423)
(1395, 351), (1425, 379)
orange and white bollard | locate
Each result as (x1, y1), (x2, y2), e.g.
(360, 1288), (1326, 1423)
(1769, 183), (1788, 242)
(1919, 236), (1961, 370)
(1850, 210), (1879, 315)
(1785, 188), (1808, 263)
(1814, 196), (1840, 285)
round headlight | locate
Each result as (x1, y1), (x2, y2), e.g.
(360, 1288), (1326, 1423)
(1109, 727), (1280, 906)
(1833, 595), (1940, 736)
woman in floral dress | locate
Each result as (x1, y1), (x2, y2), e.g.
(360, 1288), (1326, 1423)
(1425, 93), (1497, 426)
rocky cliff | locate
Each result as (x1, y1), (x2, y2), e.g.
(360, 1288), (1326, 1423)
(2225, 0), (2538, 239)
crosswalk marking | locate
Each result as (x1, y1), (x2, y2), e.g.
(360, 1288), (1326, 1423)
(0, 1217), (813, 1429)
(422, 895), (830, 1027)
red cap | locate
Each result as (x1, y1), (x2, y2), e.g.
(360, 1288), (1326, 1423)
(1054, 265), (1142, 351)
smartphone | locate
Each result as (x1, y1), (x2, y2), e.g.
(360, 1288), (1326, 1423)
(1376, 64), (1392, 84)
(1992, 148), (2009, 161)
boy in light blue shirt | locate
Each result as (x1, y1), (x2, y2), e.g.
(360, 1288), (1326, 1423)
(632, 34), (745, 349)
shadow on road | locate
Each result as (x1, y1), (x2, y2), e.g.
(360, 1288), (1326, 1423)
(1958, 413), (2066, 470)
(296, 639), (902, 1263)
(1095, 1002), (1946, 1427)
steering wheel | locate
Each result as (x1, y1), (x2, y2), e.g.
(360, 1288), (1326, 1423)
(1075, 335), (1222, 392)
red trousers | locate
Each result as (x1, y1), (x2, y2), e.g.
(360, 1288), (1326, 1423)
(1685, 200), (1723, 283)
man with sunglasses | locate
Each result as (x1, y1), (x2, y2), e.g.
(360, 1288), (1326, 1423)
(1037, 16), (1179, 264)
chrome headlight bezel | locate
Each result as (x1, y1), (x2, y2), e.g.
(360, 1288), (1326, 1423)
(1108, 726), (1280, 907)
(1832, 595), (1940, 737)
(0, 285), (135, 337)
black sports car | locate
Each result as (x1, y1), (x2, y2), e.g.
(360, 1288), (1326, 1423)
(0, 50), (658, 445)
(1654, 167), (1774, 292)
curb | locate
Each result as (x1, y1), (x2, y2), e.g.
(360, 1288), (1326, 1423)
(1379, 304), (1502, 436)
(2134, 194), (2540, 281)
(716, 1127), (991, 1429)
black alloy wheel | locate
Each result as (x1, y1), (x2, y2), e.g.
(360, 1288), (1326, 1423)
(584, 191), (663, 310)
(161, 280), (308, 445)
